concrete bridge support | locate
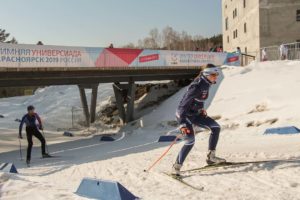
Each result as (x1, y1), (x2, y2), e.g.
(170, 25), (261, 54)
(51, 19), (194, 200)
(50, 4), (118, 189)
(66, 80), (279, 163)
(113, 80), (136, 125)
(78, 84), (98, 126)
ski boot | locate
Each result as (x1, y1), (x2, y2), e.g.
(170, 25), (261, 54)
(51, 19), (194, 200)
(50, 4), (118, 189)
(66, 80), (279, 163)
(171, 163), (182, 176)
(42, 153), (52, 158)
(206, 150), (226, 165)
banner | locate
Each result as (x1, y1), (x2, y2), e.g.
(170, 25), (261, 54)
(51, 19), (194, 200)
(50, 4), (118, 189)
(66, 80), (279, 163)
(0, 43), (240, 68)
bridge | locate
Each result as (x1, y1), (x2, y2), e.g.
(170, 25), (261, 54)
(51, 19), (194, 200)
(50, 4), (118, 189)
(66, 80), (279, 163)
(0, 43), (239, 126)
(0, 66), (201, 126)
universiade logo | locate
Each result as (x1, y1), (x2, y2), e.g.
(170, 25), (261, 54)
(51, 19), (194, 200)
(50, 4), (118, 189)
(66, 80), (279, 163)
(167, 52), (218, 65)
(169, 53), (179, 65)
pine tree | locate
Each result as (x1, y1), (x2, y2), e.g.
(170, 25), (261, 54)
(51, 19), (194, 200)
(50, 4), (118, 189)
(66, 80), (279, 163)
(0, 29), (18, 44)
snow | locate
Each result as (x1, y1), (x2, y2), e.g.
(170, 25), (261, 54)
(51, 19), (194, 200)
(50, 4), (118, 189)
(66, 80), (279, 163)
(0, 83), (114, 131)
(1, 60), (300, 200)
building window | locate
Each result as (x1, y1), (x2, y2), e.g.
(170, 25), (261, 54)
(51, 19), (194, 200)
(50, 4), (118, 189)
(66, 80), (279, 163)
(225, 4), (227, 9)
(243, 0), (246, 8)
(233, 30), (238, 39)
(233, 8), (238, 19)
(225, 17), (228, 30)
(244, 23), (247, 33)
(227, 36), (230, 43)
(297, 10), (300, 21)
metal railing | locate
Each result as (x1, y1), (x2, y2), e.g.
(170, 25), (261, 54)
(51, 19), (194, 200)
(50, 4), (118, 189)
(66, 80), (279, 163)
(241, 53), (256, 66)
(260, 42), (300, 61)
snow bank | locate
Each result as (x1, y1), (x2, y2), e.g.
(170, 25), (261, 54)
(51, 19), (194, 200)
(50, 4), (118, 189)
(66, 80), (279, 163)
(0, 83), (114, 131)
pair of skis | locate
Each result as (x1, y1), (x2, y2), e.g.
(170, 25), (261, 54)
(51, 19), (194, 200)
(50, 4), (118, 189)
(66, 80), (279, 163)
(164, 160), (290, 191)
(26, 155), (61, 167)
(164, 162), (238, 191)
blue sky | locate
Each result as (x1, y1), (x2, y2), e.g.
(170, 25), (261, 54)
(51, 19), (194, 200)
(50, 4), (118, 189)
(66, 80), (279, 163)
(0, 0), (221, 47)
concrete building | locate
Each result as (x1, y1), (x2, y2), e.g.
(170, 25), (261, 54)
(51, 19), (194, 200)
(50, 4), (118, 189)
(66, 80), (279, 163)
(222, 0), (300, 57)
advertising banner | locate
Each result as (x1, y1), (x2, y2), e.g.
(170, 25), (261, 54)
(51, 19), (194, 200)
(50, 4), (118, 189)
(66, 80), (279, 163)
(0, 43), (240, 68)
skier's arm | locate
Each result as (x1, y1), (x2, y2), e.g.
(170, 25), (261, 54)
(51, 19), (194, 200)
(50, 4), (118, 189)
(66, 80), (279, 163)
(35, 113), (43, 130)
(177, 84), (200, 125)
(19, 115), (26, 138)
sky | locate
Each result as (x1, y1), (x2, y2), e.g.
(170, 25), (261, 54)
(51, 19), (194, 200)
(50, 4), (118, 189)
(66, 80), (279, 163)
(0, 0), (222, 47)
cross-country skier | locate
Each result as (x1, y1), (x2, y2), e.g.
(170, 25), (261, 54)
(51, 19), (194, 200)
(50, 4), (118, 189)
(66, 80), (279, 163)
(172, 64), (226, 175)
(19, 105), (50, 165)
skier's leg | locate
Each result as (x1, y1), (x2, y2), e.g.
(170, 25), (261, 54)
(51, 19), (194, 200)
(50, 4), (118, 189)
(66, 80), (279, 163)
(32, 129), (46, 155)
(207, 119), (220, 151)
(194, 116), (220, 150)
(26, 127), (33, 161)
(194, 116), (225, 164)
(175, 122), (195, 165)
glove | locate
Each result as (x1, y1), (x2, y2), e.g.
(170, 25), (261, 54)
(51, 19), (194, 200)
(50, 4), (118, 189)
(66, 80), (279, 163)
(200, 109), (207, 117)
(180, 126), (191, 135)
(39, 125), (43, 130)
(18, 135), (23, 139)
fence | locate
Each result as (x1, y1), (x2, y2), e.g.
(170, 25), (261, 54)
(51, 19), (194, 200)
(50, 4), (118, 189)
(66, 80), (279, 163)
(260, 42), (300, 61)
(71, 106), (85, 129)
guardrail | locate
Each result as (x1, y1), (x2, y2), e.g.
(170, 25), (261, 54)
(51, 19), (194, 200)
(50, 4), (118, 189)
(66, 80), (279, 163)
(260, 42), (300, 61)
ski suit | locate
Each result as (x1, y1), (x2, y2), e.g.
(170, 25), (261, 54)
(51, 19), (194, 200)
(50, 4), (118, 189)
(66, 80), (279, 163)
(19, 113), (46, 161)
(175, 75), (221, 165)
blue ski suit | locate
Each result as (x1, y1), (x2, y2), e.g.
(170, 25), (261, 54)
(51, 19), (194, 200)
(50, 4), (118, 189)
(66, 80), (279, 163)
(175, 75), (221, 165)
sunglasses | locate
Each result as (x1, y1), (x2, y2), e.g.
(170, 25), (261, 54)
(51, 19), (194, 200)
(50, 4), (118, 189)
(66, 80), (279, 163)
(209, 73), (219, 77)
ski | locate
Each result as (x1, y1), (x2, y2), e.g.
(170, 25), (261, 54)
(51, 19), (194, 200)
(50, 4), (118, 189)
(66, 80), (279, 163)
(40, 155), (61, 159)
(163, 172), (204, 191)
(181, 159), (294, 174)
(181, 162), (238, 173)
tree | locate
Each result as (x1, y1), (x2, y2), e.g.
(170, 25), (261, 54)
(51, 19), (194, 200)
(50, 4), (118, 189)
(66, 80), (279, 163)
(162, 26), (180, 50)
(0, 29), (17, 44)
(122, 26), (222, 51)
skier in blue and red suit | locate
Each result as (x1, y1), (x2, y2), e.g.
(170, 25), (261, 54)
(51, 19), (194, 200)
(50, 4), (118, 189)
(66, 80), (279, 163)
(19, 105), (50, 165)
(172, 64), (226, 175)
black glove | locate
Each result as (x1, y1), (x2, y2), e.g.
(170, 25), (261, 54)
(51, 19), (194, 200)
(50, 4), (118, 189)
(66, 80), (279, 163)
(18, 135), (23, 139)
(200, 109), (207, 117)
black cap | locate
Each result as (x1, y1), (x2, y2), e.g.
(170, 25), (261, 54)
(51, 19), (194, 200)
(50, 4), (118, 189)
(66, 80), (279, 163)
(27, 105), (35, 111)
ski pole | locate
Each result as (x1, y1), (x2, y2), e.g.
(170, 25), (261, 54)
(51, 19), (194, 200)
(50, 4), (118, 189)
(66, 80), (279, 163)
(18, 138), (23, 160)
(41, 130), (49, 154)
(144, 134), (182, 172)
